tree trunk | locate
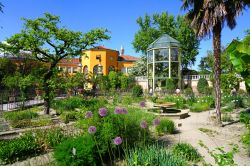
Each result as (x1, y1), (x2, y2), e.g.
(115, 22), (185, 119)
(43, 63), (56, 114)
(213, 23), (222, 124)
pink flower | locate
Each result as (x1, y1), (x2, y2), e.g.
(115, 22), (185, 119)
(153, 118), (160, 126)
(88, 126), (96, 134)
(99, 108), (108, 117)
(85, 111), (93, 119)
(140, 120), (148, 129)
(113, 136), (122, 145)
(140, 101), (146, 107)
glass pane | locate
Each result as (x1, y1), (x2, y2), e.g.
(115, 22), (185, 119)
(148, 64), (153, 77)
(155, 49), (169, 61)
(155, 62), (169, 77)
(171, 62), (178, 78)
(147, 50), (153, 63)
(171, 48), (178, 61)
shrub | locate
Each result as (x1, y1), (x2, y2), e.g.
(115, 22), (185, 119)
(60, 111), (78, 123)
(164, 95), (186, 109)
(132, 85), (143, 97)
(54, 135), (96, 166)
(126, 144), (185, 166)
(120, 74), (128, 90)
(156, 118), (175, 135)
(172, 143), (201, 162)
(108, 71), (118, 90)
(0, 133), (42, 164)
(32, 127), (67, 149)
(149, 96), (158, 103)
(221, 73), (241, 93)
(196, 96), (215, 108)
(3, 109), (38, 121)
(9, 118), (52, 128)
(197, 78), (209, 94)
(240, 109), (250, 126)
(190, 103), (209, 112)
(52, 97), (107, 114)
(184, 86), (194, 97)
(166, 78), (175, 94)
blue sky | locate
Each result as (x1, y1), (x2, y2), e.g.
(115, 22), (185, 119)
(0, 0), (250, 70)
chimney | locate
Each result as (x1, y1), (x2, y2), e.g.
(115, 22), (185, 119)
(120, 45), (124, 55)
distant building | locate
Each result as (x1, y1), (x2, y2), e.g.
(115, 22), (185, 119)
(81, 46), (139, 75)
(57, 58), (82, 74)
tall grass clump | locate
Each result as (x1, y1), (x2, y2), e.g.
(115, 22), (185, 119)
(126, 144), (185, 166)
(172, 143), (201, 162)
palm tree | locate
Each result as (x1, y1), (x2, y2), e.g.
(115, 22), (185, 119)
(181, 0), (250, 124)
(0, 2), (3, 13)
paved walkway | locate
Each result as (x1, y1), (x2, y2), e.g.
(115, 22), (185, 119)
(163, 110), (250, 166)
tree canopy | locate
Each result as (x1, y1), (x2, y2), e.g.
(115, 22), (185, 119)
(132, 12), (199, 68)
(0, 13), (110, 114)
(225, 30), (250, 87)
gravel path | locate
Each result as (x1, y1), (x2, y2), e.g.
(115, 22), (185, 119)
(163, 110), (250, 166)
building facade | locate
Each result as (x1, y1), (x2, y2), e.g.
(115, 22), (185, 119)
(81, 46), (139, 75)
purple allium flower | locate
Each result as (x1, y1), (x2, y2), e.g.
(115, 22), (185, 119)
(114, 107), (123, 114)
(88, 126), (96, 134)
(122, 108), (128, 114)
(99, 108), (108, 117)
(140, 120), (148, 129)
(140, 101), (146, 107)
(85, 111), (93, 119)
(113, 136), (122, 145)
(153, 118), (160, 126)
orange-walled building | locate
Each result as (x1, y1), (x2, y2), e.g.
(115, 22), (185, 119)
(81, 46), (139, 75)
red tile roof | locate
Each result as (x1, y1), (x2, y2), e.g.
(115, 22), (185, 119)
(86, 46), (118, 52)
(59, 58), (80, 64)
(119, 55), (140, 61)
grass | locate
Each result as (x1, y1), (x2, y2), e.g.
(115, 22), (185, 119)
(3, 109), (39, 121)
(199, 128), (218, 137)
(190, 102), (210, 112)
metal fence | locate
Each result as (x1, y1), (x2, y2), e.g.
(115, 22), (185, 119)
(0, 90), (44, 111)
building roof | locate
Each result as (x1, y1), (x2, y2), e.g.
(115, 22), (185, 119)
(147, 34), (180, 50)
(84, 46), (119, 52)
(118, 55), (140, 62)
(59, 58), (80, 64)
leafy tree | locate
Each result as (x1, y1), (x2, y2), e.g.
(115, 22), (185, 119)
(63, 72), (87, 95)
(0, 13), (110, 114)
(182, 0), (250, 123)
(130, 56), (147, 76)
(0, 58), (16, 85)
(133, 12), (199, 68)
(199, 49), (234, 74)
(225, 30), (250, 88)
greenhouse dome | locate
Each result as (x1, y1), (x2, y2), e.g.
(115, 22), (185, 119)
(147, 34), (181, 93)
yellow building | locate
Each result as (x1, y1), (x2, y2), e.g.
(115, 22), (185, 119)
(81, 46), (139, 75)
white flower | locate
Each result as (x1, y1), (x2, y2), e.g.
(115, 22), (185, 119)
(72, 147), (76, 156)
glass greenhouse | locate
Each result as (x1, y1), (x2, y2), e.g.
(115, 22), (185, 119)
(147, 34), (181, 93)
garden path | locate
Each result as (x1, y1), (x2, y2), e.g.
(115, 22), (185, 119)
(164, 110), (250, 166)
